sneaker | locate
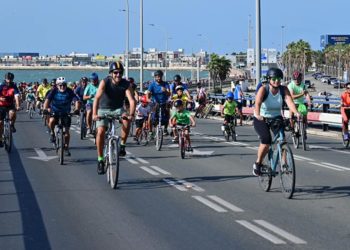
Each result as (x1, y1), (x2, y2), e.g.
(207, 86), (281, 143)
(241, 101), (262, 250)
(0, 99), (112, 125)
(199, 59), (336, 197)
(0, 141), (3, 148)
(50, 133), (56, 143)
(252, 162), (262, 177)
(344, 133), (349, 141)
(87, 128), (91, 135)
(65, 149), (71, 157)
(172, 137), (179, 143)
(26, 109), (29, 112)
(11, 125), (16, 133)
(119, 145), (126, 157)
(133, 136), (138, 141)
(97, 160), (105, 175)
(163, 130), (169, 136)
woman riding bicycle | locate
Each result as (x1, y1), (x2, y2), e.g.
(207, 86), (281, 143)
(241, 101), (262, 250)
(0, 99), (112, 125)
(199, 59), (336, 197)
(253, 68), (300, 176)
(341, 82), (350, 140)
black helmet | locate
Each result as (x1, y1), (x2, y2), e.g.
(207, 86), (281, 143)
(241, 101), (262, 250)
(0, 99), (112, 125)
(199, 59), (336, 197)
(128, 77), (135, 83)
(5, 72), (14, 81)
(81, 76), (88, 82)
(266, 68), (283, 80)
(109, 61), (124, 73)
(174, 74), (181, 82)
(154, 70), (164, 77)
(174, 99), (183, 107)
(51, 78), (56, 85)
(42, 78), (48, 84)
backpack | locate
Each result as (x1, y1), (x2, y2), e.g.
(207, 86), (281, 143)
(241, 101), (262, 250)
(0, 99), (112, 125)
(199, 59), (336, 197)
(262, 84), (286, 107)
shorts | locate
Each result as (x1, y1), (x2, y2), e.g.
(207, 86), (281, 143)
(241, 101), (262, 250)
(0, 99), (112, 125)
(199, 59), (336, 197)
(135, 118), (146, 128)
(96, 108), (125, 128)
(176, 123), (191, 132)
(51, 114), (71, 128)
(253, 116), (284, 145)
(224, 114), (235, 124)
(0, 106), (13, 120)
(85, 103), (93, 111)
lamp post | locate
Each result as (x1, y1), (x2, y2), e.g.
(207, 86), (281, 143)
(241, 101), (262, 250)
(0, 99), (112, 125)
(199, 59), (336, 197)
(140, 0), (143, 91)
(281, 25), (285, 55)
(255, 0), (261, 84)
(119, 0), (130, 79)
(149, 23), (169, 81)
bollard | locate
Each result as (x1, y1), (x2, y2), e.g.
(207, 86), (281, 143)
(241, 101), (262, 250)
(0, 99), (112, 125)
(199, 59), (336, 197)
(322, 97), (330, 131)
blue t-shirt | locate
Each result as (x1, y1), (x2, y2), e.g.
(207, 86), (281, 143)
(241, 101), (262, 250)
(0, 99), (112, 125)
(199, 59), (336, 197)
(47, 88), (76, 113)
(74, 86), (85, 101)
(233, 85), (242, 100)
(147, 81), (170, 104)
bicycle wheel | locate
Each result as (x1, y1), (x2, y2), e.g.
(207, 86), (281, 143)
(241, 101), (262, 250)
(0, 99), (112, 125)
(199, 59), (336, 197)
(129, 121), (134, 137)
(140, 129), (149, 146)
(279, 143), (296, 199)
(300, 121), (307, 151)
(58, 129), (64, 165)
(223, 126), (230, 141)
(291, 121), (300, 149)
(231, 124), (237, 142)
(180, 136), (185, 159)
(104, 143), (110, 183)
(342, 134), (350, 148)
(80, 112), (86, 140)
(258, 150), (273, 192)
(108, 138), (120, 189)
(4, 121), (12, 153)
(155, 126), (163, 151)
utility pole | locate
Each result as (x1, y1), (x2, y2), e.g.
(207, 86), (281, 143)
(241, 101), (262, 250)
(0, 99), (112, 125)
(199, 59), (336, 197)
(255, 0), (261, 84)
(140, 0), (144, 92)
(248, 15), (252, 49)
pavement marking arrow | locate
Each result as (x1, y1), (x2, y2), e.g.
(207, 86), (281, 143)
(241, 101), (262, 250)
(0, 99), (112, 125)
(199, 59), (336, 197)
(28, 148), (58, 162)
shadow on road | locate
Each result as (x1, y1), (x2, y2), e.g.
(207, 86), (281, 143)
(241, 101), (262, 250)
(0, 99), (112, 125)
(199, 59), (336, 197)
(3, 145), (52, 249)
(293, 185), (350, 200)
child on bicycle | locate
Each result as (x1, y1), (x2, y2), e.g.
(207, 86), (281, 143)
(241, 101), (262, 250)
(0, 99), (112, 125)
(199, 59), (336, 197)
(26, 87), (36, 112)
(134, 95), (152, 143)
(170, 100), (195, 150)
(221, 92), (238, 130)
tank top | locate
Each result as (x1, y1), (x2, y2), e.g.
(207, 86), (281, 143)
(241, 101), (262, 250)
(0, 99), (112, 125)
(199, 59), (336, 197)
(260, 88), (283, 118)
(99, 76), (129, 109)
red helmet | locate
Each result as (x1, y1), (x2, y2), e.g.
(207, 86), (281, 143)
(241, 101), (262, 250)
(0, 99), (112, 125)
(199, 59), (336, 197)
(140, 95), (148, 103)
(292, 71), (302, 80)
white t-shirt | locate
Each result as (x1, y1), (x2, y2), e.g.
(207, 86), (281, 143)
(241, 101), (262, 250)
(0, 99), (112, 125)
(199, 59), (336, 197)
(136, 104), (151, 119)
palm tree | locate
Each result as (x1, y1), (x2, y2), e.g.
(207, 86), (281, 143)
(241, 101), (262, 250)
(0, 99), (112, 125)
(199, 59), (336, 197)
(207, 54), (232, 92)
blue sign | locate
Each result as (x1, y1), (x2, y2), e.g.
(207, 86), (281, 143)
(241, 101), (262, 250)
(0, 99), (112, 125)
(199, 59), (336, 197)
(321, 35), (350, 47)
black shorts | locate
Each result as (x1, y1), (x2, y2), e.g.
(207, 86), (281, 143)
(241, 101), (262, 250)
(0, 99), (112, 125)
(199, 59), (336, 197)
(253, 116), (284, 145)
(135, 118), (146, 128)
(0, 106), (14, 120)
(224, 114), (235, 124)
(51, 114), (71, 128)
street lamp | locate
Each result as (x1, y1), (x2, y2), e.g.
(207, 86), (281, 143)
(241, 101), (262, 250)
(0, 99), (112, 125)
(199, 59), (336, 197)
(119, 0), (129, 79)
(149, 23), (169, 81)
(281, 25), (285, 55)
(140, 0), (143, 91)
(255, 0), (261, 84)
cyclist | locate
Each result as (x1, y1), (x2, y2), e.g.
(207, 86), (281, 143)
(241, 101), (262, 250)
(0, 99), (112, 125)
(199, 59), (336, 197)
(26, 86), (36, 112)
(83, 73), (99, 134)
(253, 68), (299, 176)
(134, 95), (152, 142)
(195, 82), (207, 117)
(43, 77), (78, 156)
(0, 72), (20, 145)
(341, 82), (350, 140)
(233, 81), (244, 126)
(221, 91), (238, 129)
(170, 99), (196, 149)
(125, 77), (139, 114)
(75, 77), (88, 111)
(171, 85), (192, 110)
(36, 78), (51, 113)
(146, 70), (171, 135)
(288, 71), (311, 137)
(93, 62), (135, 174)
(170, 74), (191, 99)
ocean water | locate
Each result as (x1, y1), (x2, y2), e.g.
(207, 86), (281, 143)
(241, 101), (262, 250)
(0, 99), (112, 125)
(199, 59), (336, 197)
(0, 69), (208, 84)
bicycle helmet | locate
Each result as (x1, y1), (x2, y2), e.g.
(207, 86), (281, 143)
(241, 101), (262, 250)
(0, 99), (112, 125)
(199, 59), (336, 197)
(174, 74), (181, 82)
(174, 99), (183, 107)
(56, 77), (66, 85)
(154, 70), (164, 77)
(128, 77), (135, 83)
(81, 76), (88, 82)
(292, 70), (302, 80)
(5, 72), (14, 81)
(175, 85), (184, 91)
(51, 78), (56, 84)
(42, 78), (48, 84)
(90, 72), (99, 81)
(226, 91), (234, 99)
(140, 95), (148, 103)
(109, 61), (124, 73)
(266, 68), (283, 80)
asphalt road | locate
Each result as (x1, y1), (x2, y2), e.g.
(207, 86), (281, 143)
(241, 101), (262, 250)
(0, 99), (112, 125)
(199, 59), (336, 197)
(1, 111), (350, 250)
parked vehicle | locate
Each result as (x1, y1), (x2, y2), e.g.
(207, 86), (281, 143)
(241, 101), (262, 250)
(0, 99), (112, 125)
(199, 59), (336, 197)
(329, 78), (338, 85)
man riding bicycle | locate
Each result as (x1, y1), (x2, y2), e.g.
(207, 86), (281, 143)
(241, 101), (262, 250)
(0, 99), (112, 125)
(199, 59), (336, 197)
(341, 82), (350, 140)
(83, 73), (99, 134)
(0, 72), (20, 147)
(288, 70), (311, 137)
(253, 68), (299, 176)
(36, 78), (51, 113)
(93, 62), (135, 174)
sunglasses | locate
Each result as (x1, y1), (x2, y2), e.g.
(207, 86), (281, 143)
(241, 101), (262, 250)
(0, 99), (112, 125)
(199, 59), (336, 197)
(113, 71), (123, 75)
(58, 84), (66, 87)
(271, 77), (282, 82)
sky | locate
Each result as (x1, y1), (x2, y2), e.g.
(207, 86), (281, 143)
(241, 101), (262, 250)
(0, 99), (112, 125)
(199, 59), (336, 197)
(1, 0), (350, 55)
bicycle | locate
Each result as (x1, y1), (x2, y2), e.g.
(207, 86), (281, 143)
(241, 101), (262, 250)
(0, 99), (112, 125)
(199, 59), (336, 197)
(221, 115), (237, 142)
(28, 101), (35, 119)
(341, 107), (350, 148)
(137, 119), (150, 146)
(99, 114), (125, 189)
(2, 111), (12, 153)
(176, 125), (192, 159)
(154, 104), (165, 151)
(291, 114), (307, 151)
(258, 118), (296, 199)
(79, 108), (87, 140)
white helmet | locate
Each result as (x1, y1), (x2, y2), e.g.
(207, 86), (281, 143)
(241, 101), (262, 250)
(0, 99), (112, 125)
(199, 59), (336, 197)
(56, 77), (66, 85)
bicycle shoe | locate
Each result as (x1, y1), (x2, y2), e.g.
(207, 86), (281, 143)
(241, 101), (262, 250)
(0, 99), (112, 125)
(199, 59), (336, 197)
(252, 162), (262, 176)
(65, 149), (71, 157)
(97, 160), (105, 175)
(119, 145), (126, 157)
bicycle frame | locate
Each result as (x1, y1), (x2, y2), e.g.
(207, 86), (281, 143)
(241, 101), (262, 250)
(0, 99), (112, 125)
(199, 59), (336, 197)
(268, 125), (285, 174)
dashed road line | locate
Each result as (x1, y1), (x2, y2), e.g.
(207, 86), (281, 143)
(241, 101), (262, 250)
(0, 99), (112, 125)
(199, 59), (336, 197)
(163, 178), (188, 191)
(293, 155), (315, 162)
(149, 166), (171, 175)
(125, 156), (139, 165)
(254, 220), (307, 244)
(207, 195), (244, 212)
(309, 162), (343, 171)
(320, 162), (350, 171)
(177, 180), (204, 192)
(135, 157), (149, 164)
(192, 196), (227, 212)
(140, 166), (160, 175)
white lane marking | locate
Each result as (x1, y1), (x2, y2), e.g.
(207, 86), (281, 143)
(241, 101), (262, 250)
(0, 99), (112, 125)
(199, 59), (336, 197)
(192, 196), (227, 212)
(293, 155), (315, 162)
(309, 145), (350, 155)
(321, 162), (350, 171)
(246, 146), (258, 151)
(236, 220), (286, 244)
(135, 157), (149, 164)
(225, 141), (249, 146)
(125, 156), (139, 165)
(149, 166), (171, 175)
(89, 138), (95, 143)
(310, 162), (344, 171)
(177, 180), (205, 192)
(163, 178), (187, 191)
(254, 220), (307, 244)
(140, 166), (159, 175)
(207, 195), (244, 212)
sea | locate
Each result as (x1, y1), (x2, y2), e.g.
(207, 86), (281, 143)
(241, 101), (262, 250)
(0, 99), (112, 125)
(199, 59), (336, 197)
(0, 69), (209, 84)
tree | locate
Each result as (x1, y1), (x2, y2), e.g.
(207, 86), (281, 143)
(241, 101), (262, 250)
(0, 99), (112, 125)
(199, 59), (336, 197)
(207, 54), (232, 92)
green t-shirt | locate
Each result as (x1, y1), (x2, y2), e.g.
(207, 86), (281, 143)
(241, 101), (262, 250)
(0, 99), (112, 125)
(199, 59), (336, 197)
(172, 110), (191, 125)
(84, 83), (99, 104)
(288, 80), (306, 105)
(223, 100), (237, 115)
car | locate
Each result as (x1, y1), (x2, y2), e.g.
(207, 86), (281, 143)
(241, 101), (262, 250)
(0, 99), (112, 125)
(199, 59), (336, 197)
(329, 78), (338, 85)
(333, 81), (346, 89)
(320, 75), (331, 83)
(304, 80), (311, 87)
